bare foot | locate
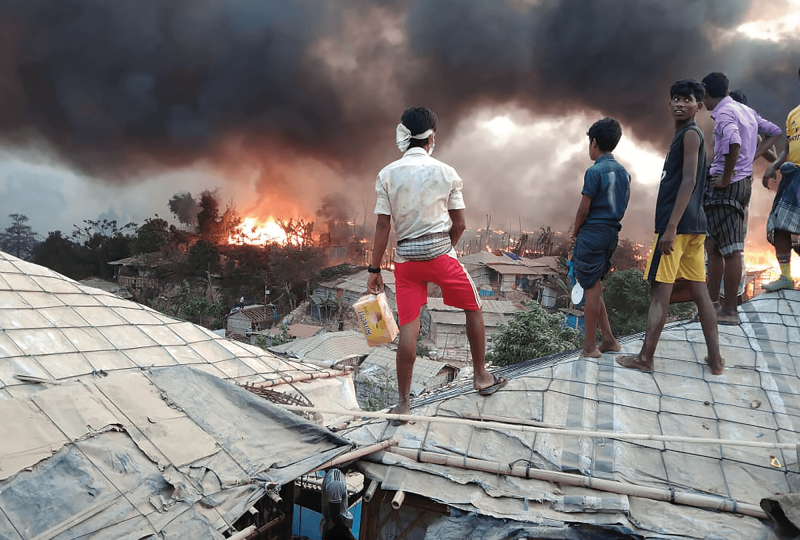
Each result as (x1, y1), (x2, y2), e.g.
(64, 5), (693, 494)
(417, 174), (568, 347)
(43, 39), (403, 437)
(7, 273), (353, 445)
(599, 339), (621, 353)
(616, 354), (654, 373)
(581, 346), (602, 358)
(705, 356), (725, 375)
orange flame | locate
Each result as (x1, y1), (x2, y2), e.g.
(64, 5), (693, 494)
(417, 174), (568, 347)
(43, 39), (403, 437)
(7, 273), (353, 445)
(229, 217), (290, 246)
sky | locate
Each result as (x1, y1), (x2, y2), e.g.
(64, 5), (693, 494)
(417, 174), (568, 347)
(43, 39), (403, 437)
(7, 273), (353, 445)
(0, 0), (798, 254)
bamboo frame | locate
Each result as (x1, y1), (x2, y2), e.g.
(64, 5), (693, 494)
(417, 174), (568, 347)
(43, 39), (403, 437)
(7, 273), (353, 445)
(311, 439), (397, 472)
(384, 447), (768, 520)
(280, 404), (800, 450)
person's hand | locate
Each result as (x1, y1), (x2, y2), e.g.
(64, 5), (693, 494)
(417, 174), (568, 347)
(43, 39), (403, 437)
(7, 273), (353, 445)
(367, 273), (384, 295)
(763, 165), (777, 189)
(710, 174), (730, 190)
(659, 225), (677, 255)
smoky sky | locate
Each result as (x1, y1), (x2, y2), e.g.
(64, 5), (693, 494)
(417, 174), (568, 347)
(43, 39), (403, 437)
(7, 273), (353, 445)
(1, 0), (799, 240)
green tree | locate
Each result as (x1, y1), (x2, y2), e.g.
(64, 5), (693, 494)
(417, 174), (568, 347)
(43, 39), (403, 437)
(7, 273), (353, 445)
(180, 296), (222, 328)
(188, 239), (220, 276)
(1, 214), (40, 259)
(132, 217), (170, 254)
(268, 245), (326, 311)
(487, 302), (579, 366)
(71, 219), (136, 279)
(602, 269), (650, 337)
(196, 190), (240, 244)
(33, 231), (86, 278)
(603, 268), (698, 337)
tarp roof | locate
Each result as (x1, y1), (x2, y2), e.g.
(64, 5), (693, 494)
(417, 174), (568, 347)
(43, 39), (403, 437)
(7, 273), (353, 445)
(0, 251), (357, 539)
(342, 290), (800, 539)
(357, 347), (448, 397)
(317, 268), (395, 294)
(268, 329), (371, 367)
(0, 367), (352, 540)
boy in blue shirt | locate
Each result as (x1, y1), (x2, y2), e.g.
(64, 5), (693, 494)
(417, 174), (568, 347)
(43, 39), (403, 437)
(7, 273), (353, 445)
(572, 117), (631, 358)
(617, 79), (724, 375)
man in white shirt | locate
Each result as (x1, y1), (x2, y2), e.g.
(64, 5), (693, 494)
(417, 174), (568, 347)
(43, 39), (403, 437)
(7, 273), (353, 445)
(368, 107), (507, 423)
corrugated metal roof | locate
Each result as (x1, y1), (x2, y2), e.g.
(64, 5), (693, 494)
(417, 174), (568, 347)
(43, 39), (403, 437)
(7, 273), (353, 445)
(342, 290), (800, 539)
(0, 250), (356, 540)
(427, 297), (516, 314)
(485, 263), (549, 275)
(269, 330), (372, 367)
(430, 311), (508, 327)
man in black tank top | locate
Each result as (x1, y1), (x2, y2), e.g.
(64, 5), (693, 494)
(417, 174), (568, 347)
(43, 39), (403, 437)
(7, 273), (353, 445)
(617, 79), (724, 375)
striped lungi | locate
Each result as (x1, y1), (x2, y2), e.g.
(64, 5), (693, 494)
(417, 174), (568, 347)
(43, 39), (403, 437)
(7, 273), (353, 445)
(704, 175), (751, 255)
(767, 162), (800, 244)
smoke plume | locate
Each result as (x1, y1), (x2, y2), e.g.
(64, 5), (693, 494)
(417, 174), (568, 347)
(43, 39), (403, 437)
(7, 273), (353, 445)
(1, 0), (798, 241)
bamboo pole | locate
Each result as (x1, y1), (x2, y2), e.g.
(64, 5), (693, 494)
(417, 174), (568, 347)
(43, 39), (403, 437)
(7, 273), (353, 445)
(391, 490), (405, 510)
(243, 368), (352, 389)
(279, 405), (800, 451)
(311, 439), (397, 472)
(363, 479), (379, 502)
(386, 447), (768, 520)
(228, 525), (257, 540)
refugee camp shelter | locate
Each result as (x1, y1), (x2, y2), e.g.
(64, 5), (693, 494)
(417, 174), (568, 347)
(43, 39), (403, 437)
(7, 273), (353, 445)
(311, 267), (396, 321)
(459, 252), (562, 303)
(268, 329), (372, 369)
(341, 289), (800, 539)
(107, 251), (170, 290)
(0, 251), (360, 540)
(355, 347), (457, 409)
(226, 304), (272, 339)
(425, 297), (517, 362)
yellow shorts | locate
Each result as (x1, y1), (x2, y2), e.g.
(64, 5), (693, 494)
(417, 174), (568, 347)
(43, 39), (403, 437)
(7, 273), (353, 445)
(644, 233), (706, 284)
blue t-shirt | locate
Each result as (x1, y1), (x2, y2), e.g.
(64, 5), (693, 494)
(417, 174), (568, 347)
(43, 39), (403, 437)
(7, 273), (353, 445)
(581, 154), (631, 230)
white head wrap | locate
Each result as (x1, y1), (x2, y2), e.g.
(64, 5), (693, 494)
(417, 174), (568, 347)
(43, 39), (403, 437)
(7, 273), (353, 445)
(396, 123), (434, 152)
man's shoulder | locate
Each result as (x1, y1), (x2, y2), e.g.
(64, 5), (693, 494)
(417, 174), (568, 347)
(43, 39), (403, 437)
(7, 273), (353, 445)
(379, 153), (457, 175)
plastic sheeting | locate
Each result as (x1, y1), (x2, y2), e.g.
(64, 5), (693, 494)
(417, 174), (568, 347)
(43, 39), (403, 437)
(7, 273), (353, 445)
(0, 367), (353, 540)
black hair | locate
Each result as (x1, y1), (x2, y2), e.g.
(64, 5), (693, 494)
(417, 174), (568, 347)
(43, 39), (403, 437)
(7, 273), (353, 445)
(401, 107), (437, 149)
(701, 72), (729, 98)
(670, 79), (705, 103)
(729, 89), (747, 105)
(587, 117), (622, 152)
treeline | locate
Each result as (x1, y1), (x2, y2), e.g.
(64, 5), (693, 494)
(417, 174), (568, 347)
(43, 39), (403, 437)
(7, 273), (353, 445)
(0, 190), (327, 325)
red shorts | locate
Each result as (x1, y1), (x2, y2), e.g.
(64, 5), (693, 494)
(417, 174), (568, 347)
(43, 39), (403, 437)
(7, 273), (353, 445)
(394, 253), (481, 326)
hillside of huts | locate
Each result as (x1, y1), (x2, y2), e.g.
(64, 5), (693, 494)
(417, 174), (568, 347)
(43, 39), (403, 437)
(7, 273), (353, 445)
(4, 249), (800, 539)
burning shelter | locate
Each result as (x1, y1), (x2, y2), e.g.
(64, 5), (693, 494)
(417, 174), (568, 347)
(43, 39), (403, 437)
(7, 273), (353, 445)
(0, 250), (364, 540)
(339, 289), (800, 539)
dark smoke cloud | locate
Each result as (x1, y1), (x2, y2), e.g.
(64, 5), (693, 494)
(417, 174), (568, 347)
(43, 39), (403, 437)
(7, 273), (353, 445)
(1, 0), (799, 243)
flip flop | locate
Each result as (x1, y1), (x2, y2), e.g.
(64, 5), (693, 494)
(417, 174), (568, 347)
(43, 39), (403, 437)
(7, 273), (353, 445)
(717, 313), (739, 326)
(388, 406), (413, 427)
(478, 374), (508, 396)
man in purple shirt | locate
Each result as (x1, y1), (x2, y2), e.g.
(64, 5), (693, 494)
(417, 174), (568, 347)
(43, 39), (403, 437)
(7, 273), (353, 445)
(701, 72), (782, 324)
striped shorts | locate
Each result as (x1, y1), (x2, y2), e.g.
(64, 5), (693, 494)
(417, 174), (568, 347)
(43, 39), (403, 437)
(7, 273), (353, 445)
(704, 175), (751, 255)
(767, 162), (800, 243)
